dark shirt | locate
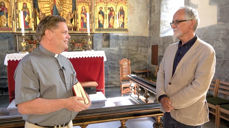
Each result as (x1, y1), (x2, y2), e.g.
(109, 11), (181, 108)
(172, 36), (197, 76)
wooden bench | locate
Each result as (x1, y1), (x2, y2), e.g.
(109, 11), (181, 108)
(207, 79), (220, 125)
(207, 79), (229, 128)
(216, 81), (229, 128)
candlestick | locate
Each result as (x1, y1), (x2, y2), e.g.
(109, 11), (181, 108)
(117, 13), (119, 28)
(86, 13), (90, 35)
(20, 11), (25, 36)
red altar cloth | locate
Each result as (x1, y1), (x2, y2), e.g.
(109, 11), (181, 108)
(7, 57), (105, 102)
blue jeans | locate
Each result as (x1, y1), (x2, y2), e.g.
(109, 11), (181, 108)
(163, 112), (202, 128)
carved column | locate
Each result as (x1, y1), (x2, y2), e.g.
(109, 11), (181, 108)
(153, 115), (163, 128)
(80, 124), (88, 128)
(136, 85), (141, 100)
(119, 119), (127, 128)
(144, 89), (150, 103)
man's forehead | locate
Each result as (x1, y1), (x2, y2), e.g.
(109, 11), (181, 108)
(173, 9), (185, 19)
(50, 22), (66, 29)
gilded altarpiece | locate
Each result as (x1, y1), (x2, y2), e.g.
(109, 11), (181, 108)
(95, 0), (128, 32)
(0, 0), (12, 31)
(0, 0), (128, 33)
(1, 0), (128, 52)
(37, 0), (77, 31)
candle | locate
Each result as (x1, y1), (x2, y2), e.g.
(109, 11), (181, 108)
(20, 11), (25, 36)
(86, 13), (90, 35)
(117, 14), (119, 28)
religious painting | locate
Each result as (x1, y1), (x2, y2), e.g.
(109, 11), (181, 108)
(77, 0), (91, 33)
(107, 2), (116, 29)
(16, 0), (33, 32)
(95, 0), (128, 33)
(0, 0), (12, 32)
(95, 0), (105, 30)
(117, 0), (128, 29)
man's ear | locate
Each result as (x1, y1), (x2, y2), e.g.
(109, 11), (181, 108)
(45, 29), (53, 40)
(190, 19), (196, 30)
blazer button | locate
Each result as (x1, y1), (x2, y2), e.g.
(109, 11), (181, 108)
(169, 82), (171, 85)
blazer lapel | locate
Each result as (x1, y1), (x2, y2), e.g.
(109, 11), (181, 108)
(168, 44), (178, 79)
(172, 39), (200, 78)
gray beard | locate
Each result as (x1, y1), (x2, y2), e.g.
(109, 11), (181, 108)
(172, 31), (182, 42)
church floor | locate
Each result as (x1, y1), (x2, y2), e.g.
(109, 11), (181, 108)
(0, 86), (228, 128)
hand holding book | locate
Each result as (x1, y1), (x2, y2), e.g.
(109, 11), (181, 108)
(72, 82), (90, 105)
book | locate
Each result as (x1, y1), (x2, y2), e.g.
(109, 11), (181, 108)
(72, 82), (89, 104)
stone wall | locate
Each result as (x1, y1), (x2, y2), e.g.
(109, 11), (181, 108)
(93, 34), (150, 87)
(195, 0), (229, 81)
(0, 33), (16, 93)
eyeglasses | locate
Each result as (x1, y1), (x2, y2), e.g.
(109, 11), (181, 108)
(170, 19), (192, 26)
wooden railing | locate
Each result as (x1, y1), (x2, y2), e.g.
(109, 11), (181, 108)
(128, 74), (156, 103)
(0, 103), (163, 128)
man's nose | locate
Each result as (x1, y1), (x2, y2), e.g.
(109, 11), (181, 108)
(171, 23), (176, 29)
(67, 34), (71, 39)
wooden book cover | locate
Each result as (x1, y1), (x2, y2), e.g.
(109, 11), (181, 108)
(72, 82), (89, 104)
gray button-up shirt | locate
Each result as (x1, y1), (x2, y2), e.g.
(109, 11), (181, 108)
(15, 45), (78, 126)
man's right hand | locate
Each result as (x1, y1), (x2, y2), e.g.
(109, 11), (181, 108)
(160, 97), (174, 112)
(65, 96), (91, 112)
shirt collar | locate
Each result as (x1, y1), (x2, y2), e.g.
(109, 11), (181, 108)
(178, 35), (197, 48)
(39, 45), (59, 58)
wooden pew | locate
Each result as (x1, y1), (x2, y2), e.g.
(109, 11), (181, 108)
(207, 79), (229, 128)
(207, 79), (220, 127)
(217, 80), (229, 128)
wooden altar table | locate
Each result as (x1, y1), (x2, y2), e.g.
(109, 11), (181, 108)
(4, 51), (106, 102)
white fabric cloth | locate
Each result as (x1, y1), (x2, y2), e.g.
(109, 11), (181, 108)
(25, 121), (73, 128)
(4, 51), (106, 65)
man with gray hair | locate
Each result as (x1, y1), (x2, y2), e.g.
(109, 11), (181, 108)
(156, 7), (216, 128)
(15, 15), (91, 128)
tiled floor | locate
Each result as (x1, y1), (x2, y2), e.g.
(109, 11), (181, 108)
(0, 86), (228, 128)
